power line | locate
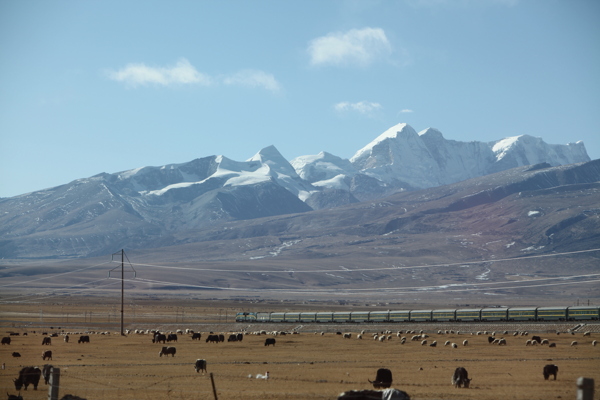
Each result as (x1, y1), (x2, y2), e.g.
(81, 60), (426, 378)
(0, 261), (112, 287)
(118, 248), (600, 274)
(125, 273), (600, 295)
(0, 278), (119, 304)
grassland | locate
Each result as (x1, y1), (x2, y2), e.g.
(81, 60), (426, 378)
(1, 298), (599, 400)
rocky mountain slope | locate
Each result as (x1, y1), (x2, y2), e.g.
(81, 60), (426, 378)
(0, 123), (592, 260)
(1, 160), (598, 304)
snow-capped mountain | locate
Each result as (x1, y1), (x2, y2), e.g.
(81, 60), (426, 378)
(295, 123), (590, 199)
(0, 122), (592, 258)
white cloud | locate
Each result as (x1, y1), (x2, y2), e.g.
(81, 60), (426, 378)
(334, 101), (382, 116)
(108, 60), (281, 93)
(223, 70), (281, 93)
(308, 27), (392, 67)
(400, 109), (414, 113)
(107, 58), (212, 87)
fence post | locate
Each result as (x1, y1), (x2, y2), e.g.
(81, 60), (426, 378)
(48, 367), (60, 400)
(577, 377), (594, 400)
(210, 372), (218, 400)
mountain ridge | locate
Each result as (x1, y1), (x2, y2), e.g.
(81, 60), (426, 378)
(0, 123), (594, 260)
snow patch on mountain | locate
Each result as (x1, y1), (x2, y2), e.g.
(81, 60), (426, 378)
(312, 174), (349, 190)
(492, 136), (521, 161)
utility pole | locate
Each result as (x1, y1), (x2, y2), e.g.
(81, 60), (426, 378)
(120, 249), (124, 335)
(110, 250), (136, 336)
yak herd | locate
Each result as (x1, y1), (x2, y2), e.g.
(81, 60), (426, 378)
(2, 326), (596, 399)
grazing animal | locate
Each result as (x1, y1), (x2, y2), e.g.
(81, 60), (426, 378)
(583, 331), (591, 337)
(7, 393), (23, 400)
(167, 334), (178, 342)
(227, 334), (238, 342)
(541, 339), (549, 345)
(194, 359), (207, 373)
(205, 335), (220, 343)
(64, 335), (69, 343)
(571, 341), (578, 346)
(531, 335), (542, 344)
(191, 333), (201, 340)
(41, 337), (51, 345)
(451, 343), (458, 348)
(543, 364), (558, 380)
(153, 334), (166, 344)
(1, 337), (11, 345)
(13, 367), (41, 390)
(42, 364), (53, 384)
(256, 372), (269, 379)
(429, 341), (437, 347)
(159, 346), (176, 357)
(497, 338), (507, 345)
(549, 343), (556, 348)
(264, 338), (276, 346)
(487, 336), (495, 344)
(451, 367), (471, 388)
(218, 334), (225, 342)
(526, 340), (532, 346)
(236, 333), (244, 342)
(462, 340), (468, 346)
(42, 350), (52, 361)
(337, 389), (410, 400)
(368, 368), (393, 389)
(592, 340), (597, 346)
(343, 333), (352, 339)
(77, 335), (89, 344)
(12, 352), (21, 358)
(421, 340), (427, 346)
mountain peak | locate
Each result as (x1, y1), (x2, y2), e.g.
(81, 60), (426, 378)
(418, 127), (444, 140)
(248, 145), (282, 162)
(350, 123), (418, 164)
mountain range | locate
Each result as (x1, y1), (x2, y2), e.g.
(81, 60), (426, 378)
(0, 122), (593, 261)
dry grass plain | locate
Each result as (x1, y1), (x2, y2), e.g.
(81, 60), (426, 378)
(1, 299), (599, 399)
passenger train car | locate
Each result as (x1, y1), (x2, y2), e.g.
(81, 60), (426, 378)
(235, 306), (600, 323)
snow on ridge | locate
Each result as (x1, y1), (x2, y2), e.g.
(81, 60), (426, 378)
(249, 145), (299, 178)
(492, 135), (523, 161)
(291, 151), (356, 183)
(146, 180), (203, 196)
(417, 127), (444, 138)
(118, 166), (145, 180)
(46, 122), (590, 206)
(312, 174), (349, 190)
(350, 122), (414, 163)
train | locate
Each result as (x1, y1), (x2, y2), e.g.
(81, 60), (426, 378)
(235, 305), (600, 323)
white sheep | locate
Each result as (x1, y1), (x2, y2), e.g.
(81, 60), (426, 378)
(255, 372), (269, 380)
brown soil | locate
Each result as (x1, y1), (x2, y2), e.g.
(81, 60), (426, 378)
(1, 298), (599, 400)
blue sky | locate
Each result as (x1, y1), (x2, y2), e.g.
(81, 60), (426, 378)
(1, 0), (598, 198)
